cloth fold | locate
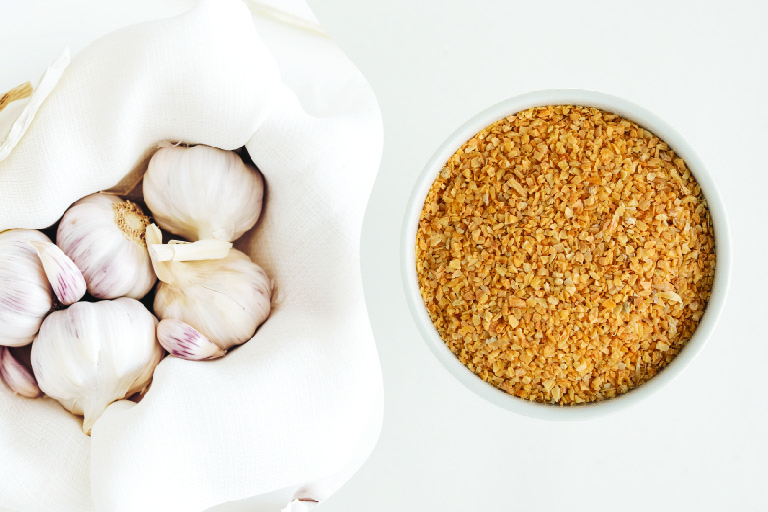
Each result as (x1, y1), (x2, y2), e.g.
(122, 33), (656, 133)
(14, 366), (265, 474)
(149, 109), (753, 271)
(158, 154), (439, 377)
(0, 1), (383, 511)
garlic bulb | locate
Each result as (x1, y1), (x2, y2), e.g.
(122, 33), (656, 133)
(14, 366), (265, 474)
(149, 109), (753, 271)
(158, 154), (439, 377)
(31, 297), (163, 435)
(56, 193), (157, 300)
(143, 144), (264, 242)
(0, 229), (54, 347)
(0, 346), (41, 398)
(146, 224), (272, 351)
(29, 239), (87, 305)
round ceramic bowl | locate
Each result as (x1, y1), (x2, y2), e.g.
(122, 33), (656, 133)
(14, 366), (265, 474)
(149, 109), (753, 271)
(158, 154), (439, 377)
(401, 89), (731, 420)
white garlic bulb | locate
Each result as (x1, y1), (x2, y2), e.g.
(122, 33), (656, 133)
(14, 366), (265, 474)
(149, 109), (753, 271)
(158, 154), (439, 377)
(31, 297), (163, 435)
(0, 229), (54, 347)
(56, 193), (157, 300)
(146, 224), (272, 351)
(143, 144), (264, 242)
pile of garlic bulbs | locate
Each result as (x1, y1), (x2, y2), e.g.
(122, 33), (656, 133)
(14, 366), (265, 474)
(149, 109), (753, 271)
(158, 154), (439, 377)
(0, 144), (272, 435)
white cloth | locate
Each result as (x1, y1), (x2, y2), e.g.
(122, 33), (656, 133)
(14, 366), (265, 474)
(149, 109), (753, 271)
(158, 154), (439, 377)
(0, 1), (383, 511)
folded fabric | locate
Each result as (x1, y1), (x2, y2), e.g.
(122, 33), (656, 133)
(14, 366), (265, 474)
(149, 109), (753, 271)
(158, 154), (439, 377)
(0, 1), (383, 511)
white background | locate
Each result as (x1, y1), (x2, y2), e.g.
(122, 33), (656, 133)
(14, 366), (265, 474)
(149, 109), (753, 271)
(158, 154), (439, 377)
(314, 1), (768, 511)
(3, 1), (768, 511)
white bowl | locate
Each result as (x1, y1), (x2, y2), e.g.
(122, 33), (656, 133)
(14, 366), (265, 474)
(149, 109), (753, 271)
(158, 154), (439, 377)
(401, 89), (731, 420)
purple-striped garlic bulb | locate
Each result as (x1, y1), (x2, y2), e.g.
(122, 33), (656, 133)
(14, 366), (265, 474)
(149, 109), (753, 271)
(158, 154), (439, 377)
(31, 298), (163, 435)
(56, 193), (157, 300)
(0, 229), (54, 347)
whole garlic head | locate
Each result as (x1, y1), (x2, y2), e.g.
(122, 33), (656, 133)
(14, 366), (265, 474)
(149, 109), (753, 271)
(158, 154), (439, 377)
(0, 229), (54, 347)
(31, 297), (163, 435)
(146, 224), (272, 351)
(143, 144), (264, 242)
(56, 193), (157, 300)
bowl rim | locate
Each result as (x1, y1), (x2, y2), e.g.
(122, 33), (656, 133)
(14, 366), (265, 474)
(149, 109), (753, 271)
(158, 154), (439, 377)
(401, 88), (731, 421)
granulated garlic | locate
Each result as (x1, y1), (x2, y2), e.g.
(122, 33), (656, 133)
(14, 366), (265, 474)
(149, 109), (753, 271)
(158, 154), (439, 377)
(415, 105), (716, 405)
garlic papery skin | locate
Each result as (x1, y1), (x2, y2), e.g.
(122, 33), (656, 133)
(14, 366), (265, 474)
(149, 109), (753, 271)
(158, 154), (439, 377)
(29, 239), (87, 305)
(56, 193), (157, 300)
(143, 144), (264, 242)
(0, 346), (41, 398)
(0, 229), (54, 346)
(147, 224), (272, 351)
(157, 319), (226, 361)
(30, 297), (163, 435)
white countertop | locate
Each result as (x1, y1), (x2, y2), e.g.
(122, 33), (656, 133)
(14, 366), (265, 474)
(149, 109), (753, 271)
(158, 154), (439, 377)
(3, 1), (767, 511)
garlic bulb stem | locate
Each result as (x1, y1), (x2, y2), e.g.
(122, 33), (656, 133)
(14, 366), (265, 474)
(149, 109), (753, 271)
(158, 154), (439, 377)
(149, 238), (232, 262)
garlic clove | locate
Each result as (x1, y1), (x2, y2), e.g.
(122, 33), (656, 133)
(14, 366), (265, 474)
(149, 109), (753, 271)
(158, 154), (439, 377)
(29, 239), (87, 305)
(0, 346), (41, 398)
(157, 319), (226, 360)
(149, 238), (232, 262)
(145, 224), (173, 283)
